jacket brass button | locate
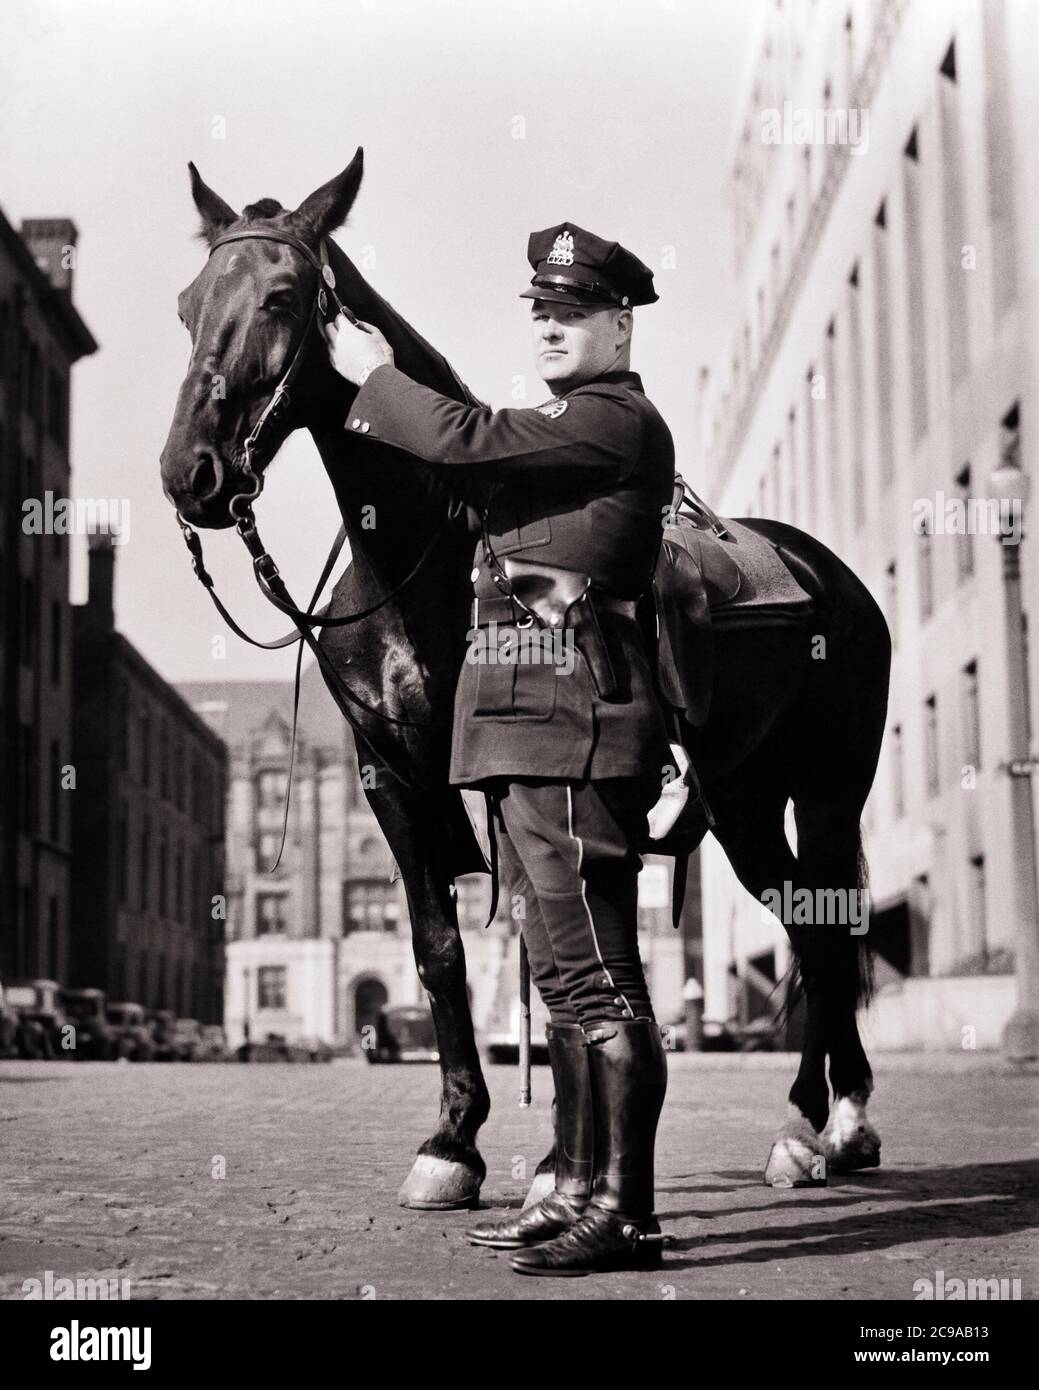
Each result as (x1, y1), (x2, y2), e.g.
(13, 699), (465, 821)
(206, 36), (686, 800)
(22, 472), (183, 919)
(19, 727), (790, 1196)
(470, 568), (480, 583)
(361, 422), (370, 433)
(351, 417), (361, 429)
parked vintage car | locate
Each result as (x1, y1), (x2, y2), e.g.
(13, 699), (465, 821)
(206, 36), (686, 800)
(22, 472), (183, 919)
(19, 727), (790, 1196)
(197, 1025), (228, 1061)
(171, 1018), (202, 1062)
(58, 988), (118, 1060)
(146, 1009), (178, 1061)
(237, 1031), (333, 1063)
(0, 978), (24, 1058)
(365, 1005), (440, 1064)
(3, 978), (67, 1058)
(105, 1002), (155, 1061)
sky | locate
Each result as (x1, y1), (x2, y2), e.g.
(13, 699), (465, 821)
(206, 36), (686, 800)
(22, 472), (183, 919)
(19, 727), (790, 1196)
(1, 0), (750, 682)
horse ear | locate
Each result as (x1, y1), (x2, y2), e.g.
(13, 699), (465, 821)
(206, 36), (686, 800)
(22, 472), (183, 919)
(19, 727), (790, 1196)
(188, 162), (237, 244)
(291, 147), (364, 242)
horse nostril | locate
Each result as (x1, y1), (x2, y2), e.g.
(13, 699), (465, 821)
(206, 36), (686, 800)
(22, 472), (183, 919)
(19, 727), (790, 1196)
(190, 451), (222, 501)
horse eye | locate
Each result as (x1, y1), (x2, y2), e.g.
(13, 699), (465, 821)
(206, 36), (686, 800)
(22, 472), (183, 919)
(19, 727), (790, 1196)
(263, 293), (297, 316)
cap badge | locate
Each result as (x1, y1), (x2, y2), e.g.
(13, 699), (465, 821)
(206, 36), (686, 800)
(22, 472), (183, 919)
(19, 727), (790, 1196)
(536, 399), (569, 419)
(546, 230), (575, 267)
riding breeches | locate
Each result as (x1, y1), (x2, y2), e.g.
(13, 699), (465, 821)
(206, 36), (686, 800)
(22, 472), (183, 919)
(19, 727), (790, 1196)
(487, 777), (659, 1028)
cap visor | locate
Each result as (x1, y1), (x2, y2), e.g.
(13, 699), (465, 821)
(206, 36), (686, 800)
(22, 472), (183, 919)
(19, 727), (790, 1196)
(519, 286), (617, 306)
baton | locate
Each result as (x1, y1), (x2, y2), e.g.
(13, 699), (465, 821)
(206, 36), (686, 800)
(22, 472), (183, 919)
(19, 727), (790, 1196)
(518, 936), (531, 1107)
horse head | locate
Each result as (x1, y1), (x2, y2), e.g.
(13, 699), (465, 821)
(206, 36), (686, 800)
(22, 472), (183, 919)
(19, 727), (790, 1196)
(160, 148), (363, 527)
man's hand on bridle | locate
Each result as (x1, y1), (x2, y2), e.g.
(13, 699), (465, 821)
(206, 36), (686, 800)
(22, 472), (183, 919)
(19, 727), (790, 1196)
(323, 313), (395, 387)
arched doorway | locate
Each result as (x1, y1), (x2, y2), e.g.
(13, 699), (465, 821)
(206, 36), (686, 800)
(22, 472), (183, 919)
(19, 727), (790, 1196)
(353, 977), (388, 1038)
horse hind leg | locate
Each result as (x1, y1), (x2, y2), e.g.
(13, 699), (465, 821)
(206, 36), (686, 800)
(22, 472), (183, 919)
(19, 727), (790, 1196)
(711, 809), (828, 1188)
(793, 799), (880, 1175)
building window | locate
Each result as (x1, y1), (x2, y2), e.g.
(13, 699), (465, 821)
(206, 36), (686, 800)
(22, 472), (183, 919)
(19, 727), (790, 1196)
(257, 769), (288, 809)
(117, 684), (129, 769)
(873, 200), (894, 487)
(803, 366), (818, 532)
(982, 0), (1016, 314)
(955, 463), (974, 581)
(786, 408), (798, 525)
(939, 40), (969, 385)
(19, 724), (36, 832)
(49, 739), (61, 842)
(924, 694), (940, 798)
(140, 705), (151, 787)
(962, 660), (980, 771)
(969, 854), (988, 963)
(885, 560), (898, 648)
(174, 844), (184, 923)
(118, 804), (129, 905)
(903, 125), (929, 443)
(19, 574), (37, 667)
(1000, 401), (1020, 470)
(891, 723), (905, 820)
(48, 895), (59, 981)
(159, 721), (170, 801)
(917, 523), (934, 620)
(139, 819), (150, 912)
(256, 894), (288, 936)
(823, 319), (841, 543)
(158, 827), (169, 917)
(847, 263), (866, 525)
(257, 966), (287, 1010)
(50, 600), (62, 684)
(343, 879), (401, 935)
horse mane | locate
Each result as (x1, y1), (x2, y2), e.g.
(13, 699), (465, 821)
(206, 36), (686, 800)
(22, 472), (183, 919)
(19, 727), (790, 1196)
(323, 236), (483, 409)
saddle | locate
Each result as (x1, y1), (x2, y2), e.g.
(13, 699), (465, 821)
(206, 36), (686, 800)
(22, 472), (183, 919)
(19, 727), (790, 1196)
(651, 476), (814, 728)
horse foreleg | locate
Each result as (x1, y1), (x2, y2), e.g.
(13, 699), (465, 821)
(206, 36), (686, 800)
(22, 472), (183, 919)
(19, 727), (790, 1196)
(382, 805), (491, 1210)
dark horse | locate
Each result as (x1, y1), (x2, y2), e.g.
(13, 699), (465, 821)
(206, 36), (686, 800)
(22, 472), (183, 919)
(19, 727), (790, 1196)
(160, 152), (891, 1209)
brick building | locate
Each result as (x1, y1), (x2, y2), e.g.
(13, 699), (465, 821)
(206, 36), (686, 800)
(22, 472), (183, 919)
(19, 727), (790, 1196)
(71, 536), (227, 1021)
(0, 206), (96, 984)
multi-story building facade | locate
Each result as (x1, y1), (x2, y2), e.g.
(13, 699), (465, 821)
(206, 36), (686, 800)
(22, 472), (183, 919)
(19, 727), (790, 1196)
(0, 207), (97, 985)
(180, 669), (693, 1049)
(697, 0), (1039, 1048)
(71, 536), (227, 1020)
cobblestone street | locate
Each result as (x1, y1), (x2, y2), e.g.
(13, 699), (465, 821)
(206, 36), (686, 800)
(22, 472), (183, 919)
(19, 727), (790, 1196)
(1, 1054), (1036, 1301)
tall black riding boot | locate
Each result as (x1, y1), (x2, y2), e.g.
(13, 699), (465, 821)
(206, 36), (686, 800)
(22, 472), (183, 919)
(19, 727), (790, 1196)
(466, 1023), (592, 1249)
(511, 1019), (668, 1276)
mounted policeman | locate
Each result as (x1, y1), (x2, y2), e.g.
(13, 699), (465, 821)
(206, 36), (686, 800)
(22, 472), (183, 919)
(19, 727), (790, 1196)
(325, 221), (676, 1275)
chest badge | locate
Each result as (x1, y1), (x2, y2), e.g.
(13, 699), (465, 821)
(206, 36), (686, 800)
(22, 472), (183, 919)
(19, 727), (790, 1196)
(536, 399), (569, 419)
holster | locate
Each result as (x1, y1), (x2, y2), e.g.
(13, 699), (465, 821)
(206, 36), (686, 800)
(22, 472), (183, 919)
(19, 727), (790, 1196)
(501, 556), (620, 699)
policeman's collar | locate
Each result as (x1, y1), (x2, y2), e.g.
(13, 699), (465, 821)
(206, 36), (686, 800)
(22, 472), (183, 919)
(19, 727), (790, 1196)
(594, 370), (644, 392)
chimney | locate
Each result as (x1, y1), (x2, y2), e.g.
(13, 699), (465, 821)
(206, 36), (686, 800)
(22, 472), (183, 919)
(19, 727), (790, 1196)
(87, 531), (116, 626)
(20, 217), (79, 297)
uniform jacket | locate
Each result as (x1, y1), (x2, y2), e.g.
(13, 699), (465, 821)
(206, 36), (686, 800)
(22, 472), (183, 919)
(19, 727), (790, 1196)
(348, 363), (675, 786)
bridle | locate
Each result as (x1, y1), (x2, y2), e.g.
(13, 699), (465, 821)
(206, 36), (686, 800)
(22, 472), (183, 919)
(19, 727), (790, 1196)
(176, 227), (446, 663)
(172, 226), (456, 846)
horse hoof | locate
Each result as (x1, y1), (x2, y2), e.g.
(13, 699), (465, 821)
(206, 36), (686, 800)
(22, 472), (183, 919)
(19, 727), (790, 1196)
(822, 1094), (881, 1174)
(522, 1170), (556, 1211)
(764, 1118), (828, 1188)
(398, 1155), (483, 1210)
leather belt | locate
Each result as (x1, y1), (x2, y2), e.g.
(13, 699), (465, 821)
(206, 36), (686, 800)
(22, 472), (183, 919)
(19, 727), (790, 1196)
(471, 591), (637, 628)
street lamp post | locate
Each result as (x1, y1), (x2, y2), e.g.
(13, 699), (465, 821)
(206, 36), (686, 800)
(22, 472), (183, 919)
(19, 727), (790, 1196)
(990, 461), (1039, 1062)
